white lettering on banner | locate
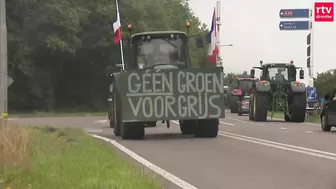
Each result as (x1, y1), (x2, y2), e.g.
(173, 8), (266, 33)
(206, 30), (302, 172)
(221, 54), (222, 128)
(126, 71), (224, 119)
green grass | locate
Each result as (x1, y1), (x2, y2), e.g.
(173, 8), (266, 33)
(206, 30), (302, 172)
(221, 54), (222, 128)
(269, 112), (320, 123)
(0, 124), (161, 189)
(8, 111), (106, 118)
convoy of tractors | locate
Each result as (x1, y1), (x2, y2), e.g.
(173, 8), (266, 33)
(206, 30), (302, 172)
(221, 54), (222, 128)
(107, 23), (335, 140)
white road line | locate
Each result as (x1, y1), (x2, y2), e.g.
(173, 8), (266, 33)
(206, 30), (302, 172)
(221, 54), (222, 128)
(172, 120), (235, 126)
(84, 129), (103, 133)
(305, 131), (314, 134)
(228, 117), (264, 126)
(172, 120), (179, 124)
(306, 122), (320, 126)
(220, 121), (235, 126)
(279, 127), (287, 130)
(219, 131), (336, 160)
(94, 120), (108, 123)
(90, 134), (198, 189)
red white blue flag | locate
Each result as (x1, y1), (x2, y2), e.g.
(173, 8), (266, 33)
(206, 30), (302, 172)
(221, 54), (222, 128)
(206, 8), (219, 65)
(112, 0), (121, 45)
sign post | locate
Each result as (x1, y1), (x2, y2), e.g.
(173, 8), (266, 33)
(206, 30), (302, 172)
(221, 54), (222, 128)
(279, 9), (310, 18)
(279, 21), (310, 30)
(306, 87), (317, 102)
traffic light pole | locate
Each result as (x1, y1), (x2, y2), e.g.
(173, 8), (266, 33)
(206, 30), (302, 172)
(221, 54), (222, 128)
(0, 0), (8, 114)
(307, 8), (314, 87)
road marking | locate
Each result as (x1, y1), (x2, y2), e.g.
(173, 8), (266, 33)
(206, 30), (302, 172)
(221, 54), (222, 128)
(306, 122), (319, 126)
(90, 134), (198, 189)
(227, 117), (264, 126)
(84, 129), (103, 133)
(305, 131), (314, 134)
(172, 120), (179, 124)
(172, 120), (235, 126)
(279, 127), (287, 130)
(218, 131), (336, 160)
(220, 121), (235, 126)
(94, 119), (108, 123)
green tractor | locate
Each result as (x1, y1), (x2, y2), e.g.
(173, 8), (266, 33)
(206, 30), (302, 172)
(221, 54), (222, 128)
(249, 60), (306, 122)
(107, 23), (226, 139)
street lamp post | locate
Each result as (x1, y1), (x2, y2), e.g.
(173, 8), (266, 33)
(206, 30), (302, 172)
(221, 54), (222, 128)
(0, 0), (8, 114)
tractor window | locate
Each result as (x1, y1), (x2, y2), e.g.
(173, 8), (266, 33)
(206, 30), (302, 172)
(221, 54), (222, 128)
(238, 81), (253, 93)
(267, 67), (288, 81)
(136, 38), (186, 68)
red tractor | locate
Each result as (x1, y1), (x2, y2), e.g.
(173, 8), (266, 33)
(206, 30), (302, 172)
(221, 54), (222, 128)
(229, 77), (258, 114)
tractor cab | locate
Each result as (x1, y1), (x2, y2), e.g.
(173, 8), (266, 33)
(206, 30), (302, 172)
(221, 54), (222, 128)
(129, 31), (190, 70)
(121, 23), (203, 71)
(234, 77), (257, 96)
(250, 60), (304, 85)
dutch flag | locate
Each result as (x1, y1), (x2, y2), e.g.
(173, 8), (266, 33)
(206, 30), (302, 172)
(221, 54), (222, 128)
(206, 7), (219, 65)
(112, 0), (121, 45)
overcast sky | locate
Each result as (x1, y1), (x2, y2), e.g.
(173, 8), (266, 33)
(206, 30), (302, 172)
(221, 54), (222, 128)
(189, 0), (335, 83)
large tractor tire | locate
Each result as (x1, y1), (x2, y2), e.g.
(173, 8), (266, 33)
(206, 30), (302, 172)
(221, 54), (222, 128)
(193, 119), (219, 138)
(290, 93), (306, 122)
(121, 122), (145, 140)
(251, 91), (268, 121)
(249, 94), (254, 120)
(110, 80), (121, 136)
(112, 80), (145, 139)
(321, 115), (332, 132)
(179, 120), (197, 135)
(230, 96), (239, 113)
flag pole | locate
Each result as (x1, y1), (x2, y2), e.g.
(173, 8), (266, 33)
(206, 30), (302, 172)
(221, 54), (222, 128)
(116, 0), (125, 70)
(216, 1), (221, 67)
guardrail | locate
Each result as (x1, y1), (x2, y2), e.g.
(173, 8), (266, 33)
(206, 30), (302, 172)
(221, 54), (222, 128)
(306, 107), (322, 116)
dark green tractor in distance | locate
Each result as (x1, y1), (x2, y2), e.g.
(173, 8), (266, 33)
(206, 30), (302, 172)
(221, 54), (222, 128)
(249, 60), (306, 122)
(108, 23), (225, 140)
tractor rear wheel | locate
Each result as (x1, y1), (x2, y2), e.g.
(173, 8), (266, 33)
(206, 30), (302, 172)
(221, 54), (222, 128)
(179, 120), (196, 135)
(249, 94), (254, 120)
(252, 92), (268, 121)
(194, 119), (219, 138)
(230, 96), (239, 113)
(290, 93), (306, 122)
(121, 122), (145, 140)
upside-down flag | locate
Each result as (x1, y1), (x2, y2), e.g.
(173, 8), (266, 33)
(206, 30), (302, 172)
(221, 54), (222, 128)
(112, 0), (121, 45)
(206, 8), (219, 65)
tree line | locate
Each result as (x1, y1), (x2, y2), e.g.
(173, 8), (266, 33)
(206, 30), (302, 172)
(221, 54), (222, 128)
(7, 0), (209, 113)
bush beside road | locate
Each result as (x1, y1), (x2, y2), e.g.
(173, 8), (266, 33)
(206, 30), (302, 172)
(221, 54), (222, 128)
(8, 111), (106, 118)
(269, 112), (320, 123)
(0, 117), (161, 189)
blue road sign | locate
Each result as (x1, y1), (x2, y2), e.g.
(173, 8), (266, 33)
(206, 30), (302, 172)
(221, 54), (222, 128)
(306, 87), (316, 102)
(279, 21), (310, 31)
(279, 9), (310, 18)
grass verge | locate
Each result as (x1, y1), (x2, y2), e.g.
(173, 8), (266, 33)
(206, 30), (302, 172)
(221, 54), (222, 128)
(269, 112), (320, 123)
(8, 111), (106, 118)
(0, 118), (161, 189)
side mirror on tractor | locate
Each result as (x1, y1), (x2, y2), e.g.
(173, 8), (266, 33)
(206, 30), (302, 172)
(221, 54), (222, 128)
(195, 37), (204, 48)
(299, 70), (304, 79)
(250, 69), (255, 78)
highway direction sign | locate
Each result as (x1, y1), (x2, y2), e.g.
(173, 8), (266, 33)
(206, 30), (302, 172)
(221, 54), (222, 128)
(279, 21), (310, 30)
(306, 87), (316, 102)
(279, 9), (310, 18)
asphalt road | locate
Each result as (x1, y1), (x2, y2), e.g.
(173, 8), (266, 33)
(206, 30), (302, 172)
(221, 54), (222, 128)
(12, 113), (336, 189)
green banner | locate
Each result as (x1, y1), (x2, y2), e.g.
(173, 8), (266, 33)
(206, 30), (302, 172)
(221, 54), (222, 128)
(118, 67), (225, 122)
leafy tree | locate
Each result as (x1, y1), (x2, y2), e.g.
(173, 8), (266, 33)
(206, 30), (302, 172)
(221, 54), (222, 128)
(314, 69), (336, 99)
(6, 0), (210, 112)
